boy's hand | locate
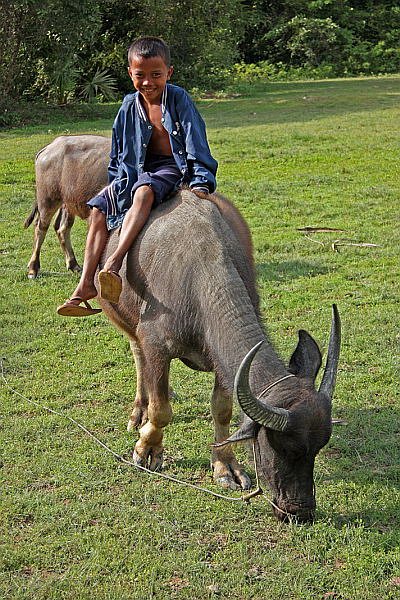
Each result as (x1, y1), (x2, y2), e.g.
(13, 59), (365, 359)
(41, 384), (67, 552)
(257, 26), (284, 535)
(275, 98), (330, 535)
(191, 186), (209, 199)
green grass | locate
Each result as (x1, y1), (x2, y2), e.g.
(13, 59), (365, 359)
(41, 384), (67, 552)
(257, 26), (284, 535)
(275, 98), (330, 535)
(1, 76), (399, 599)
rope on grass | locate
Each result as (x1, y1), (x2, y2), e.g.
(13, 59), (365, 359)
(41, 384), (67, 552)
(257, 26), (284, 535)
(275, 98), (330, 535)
(297, 227), (380, 252)
(2, 358), (289, 510)
(331, 239), (380, 253)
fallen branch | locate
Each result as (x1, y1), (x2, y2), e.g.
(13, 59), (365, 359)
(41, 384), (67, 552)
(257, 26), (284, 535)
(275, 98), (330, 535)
(297, 226), (345, 234)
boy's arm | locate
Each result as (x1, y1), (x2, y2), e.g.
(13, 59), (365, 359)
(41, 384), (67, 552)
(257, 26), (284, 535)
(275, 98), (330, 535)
(175, 90), (218, 193)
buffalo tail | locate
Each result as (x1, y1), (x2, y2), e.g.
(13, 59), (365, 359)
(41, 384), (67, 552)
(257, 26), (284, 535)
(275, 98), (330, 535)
(24, 203), (38, 228)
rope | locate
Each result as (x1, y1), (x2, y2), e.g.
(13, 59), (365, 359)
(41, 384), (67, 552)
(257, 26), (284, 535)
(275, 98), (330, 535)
(1, 359), (276, 506)
(258, 373), (296, 398)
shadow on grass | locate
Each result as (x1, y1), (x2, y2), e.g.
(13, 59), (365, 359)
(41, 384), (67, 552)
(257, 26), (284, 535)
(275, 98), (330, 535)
(315, 404), (400, 530)
(322, 406), (399, 475)
(318, 508), (400, 536)
(5, 78), (399, 134)
(257, 259), (329, 283)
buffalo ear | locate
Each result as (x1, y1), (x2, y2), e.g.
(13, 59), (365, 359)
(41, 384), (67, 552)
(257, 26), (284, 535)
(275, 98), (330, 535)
(212, 417), (259, 447)
(288, 330), (322, 381)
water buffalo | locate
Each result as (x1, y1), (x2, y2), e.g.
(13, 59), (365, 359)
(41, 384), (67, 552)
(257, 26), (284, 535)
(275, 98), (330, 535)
(25, 135), (110, 278)
(28, 135), (341, 521)
(97, 189), (341, 523)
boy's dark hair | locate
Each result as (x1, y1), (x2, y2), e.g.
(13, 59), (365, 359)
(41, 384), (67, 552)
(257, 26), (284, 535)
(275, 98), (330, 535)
(128, 37), (171, 66)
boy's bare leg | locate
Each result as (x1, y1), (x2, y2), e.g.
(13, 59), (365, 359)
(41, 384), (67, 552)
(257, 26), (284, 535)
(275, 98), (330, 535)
(66, 208), (109, 304)
(102, 185), (154, 274)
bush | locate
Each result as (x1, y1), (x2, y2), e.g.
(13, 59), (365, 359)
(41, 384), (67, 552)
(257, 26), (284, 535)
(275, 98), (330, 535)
(80, 69), (118, 102)
(229, 61), (337, 85)
(344, 41), (400, 75)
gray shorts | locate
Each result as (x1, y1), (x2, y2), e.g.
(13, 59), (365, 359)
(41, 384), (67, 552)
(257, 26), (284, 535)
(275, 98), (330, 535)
(87, 153), (181, 226)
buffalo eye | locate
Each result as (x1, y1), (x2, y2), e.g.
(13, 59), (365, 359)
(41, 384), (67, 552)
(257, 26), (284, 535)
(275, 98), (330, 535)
(268, 430), (309, 460)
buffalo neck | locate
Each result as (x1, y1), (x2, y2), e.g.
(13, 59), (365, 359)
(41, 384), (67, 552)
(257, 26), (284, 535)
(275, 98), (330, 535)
(199, 261), (288, 395)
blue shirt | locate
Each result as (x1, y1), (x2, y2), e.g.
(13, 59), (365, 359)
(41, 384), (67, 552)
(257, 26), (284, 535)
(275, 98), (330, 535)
(107, 83), (218, 223)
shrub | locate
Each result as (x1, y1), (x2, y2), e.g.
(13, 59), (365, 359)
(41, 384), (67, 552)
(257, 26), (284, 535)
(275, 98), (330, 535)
(229, 61), (337, 85)
(80, 69), (118, 102)
(344, 41), (400, 75)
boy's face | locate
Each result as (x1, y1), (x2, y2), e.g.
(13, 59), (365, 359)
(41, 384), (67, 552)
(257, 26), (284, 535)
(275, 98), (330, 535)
(128, 55), (173, 103)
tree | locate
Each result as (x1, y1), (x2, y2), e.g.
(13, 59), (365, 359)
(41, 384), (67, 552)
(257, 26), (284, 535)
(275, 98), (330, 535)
(239, 0), (400, 75)
(0, 0), (102, 107)
(1, 0), (399, 115)
(89, 0), (244, 91)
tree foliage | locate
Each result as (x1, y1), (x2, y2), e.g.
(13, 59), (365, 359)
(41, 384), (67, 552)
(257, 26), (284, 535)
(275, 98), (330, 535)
(1, 0), (399, 113)
(240, 0), (400, 74)
(0, 0), (102, 109)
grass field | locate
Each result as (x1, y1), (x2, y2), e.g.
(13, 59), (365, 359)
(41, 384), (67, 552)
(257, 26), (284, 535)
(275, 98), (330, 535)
(1, 76), (399, 599)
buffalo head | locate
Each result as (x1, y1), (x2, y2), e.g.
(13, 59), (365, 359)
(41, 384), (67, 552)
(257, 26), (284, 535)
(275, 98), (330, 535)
(219, 305), (341, 523)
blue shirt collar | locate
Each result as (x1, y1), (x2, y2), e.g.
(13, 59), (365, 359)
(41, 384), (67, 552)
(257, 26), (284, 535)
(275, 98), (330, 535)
(135, 86), (168, 122)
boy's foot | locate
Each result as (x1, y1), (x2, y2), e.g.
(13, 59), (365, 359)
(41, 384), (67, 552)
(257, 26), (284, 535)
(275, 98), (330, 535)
(98, 270), (122, 303)
(57, 297), (102, 317)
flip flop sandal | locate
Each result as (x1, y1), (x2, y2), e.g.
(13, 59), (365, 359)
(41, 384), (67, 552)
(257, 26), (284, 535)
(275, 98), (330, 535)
(57, 297), (102, 317)
(98, 270), (122, 303)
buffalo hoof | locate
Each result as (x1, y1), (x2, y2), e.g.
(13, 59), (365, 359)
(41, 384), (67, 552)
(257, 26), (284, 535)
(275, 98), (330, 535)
(215, 475), (240, 490)
(27, 271), (38, 279)
(132, 448), (163, 472)
(213, 463), (252, 491)
(69, 263), (82, 274)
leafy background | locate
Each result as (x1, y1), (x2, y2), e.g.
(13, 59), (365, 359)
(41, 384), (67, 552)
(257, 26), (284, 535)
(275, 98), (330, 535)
(1, 0), (400, 124)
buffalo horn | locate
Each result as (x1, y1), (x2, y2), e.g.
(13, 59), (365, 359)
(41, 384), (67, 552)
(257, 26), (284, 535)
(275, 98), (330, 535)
(318, 304), (341, 398)
(234, 341), (291, 431)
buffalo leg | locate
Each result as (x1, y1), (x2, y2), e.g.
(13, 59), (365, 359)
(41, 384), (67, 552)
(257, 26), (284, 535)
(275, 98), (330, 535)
(127, 339), (176, 430)
(127, 339), (149, 431)
(27, 205), (58, 278)
(131, 349), (172, 471)
(211, 378), (252, 490)
(54, 206), (81, 273)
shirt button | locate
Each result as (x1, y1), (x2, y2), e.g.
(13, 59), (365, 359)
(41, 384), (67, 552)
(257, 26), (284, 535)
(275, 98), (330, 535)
(181, 168), (186, 174)
(161, 118), (165, 123)
(172, 130), (177, 135)
(178, 150), (183, 155)
(139, 163), (143, 168)
(148, 125), (152, 130)
(143, 143), (147, 148)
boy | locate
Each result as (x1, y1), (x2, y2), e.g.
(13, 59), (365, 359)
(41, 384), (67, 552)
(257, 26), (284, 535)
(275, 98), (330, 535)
(57, 37), (217, 316)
